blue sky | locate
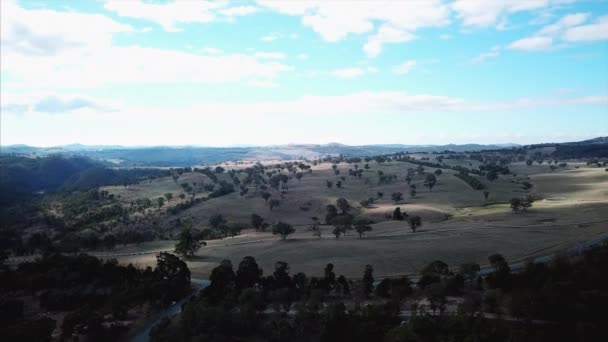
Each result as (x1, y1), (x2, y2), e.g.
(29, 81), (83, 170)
(1, 0), (607, 147)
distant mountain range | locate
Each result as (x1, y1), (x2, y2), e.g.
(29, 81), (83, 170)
(1, 138), (605, 167)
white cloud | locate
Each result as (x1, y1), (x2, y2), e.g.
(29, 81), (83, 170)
(296, 53), (309, 60)
(201, 47), (223, 54)
(452, 0), (576, 28)
(258, 0), (449, 56)
(508, 12), (603, 51)
(509, 36), (554, 51)
(331, 68), (365, 79)
(248, 80), (279, 88)
(261, 32), (281, 41)
(538, 12), (589, 35)
(364, 25), (416, 58)
(1, 1), (292, 89)
(392, 60), (417, 75)
(440, 34), (451, 40)
(220, 6), (259, 18)
(254, 52), (286, 59)
(562, 15), (608, 42)
(1, 93), (116, 115)
(3, 45), (292, 88)
(0, 0), (133, 56)
(103, 0), (221, 32)
(470, 45), (501, 63)
(4, 92), (605, 146)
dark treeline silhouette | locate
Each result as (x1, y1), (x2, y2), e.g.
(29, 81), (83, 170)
(0, 252), (190, 341)
(150, 244), (608, 342)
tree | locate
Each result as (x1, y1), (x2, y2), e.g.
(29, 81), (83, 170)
(526, 159), (533, 166)
(354, 220), (372, 238)
(164, 193), (173, 201)
(410, 189), (416, 198)
(336, 180), (342, 188)
(209, 214), (227, 228)
(174, 228), (204, 258)
(251, 213), (268, 231)
(377, 191), (384, 199)
(424, 174), (437, 192)
(434, 169), (443, 176)
(326, 180), (334, 188)
(510, 198), (522, 212)
(336, 198), (350, 214)
(295, 172), (303, 181)
(269, 198), (280, 211)
(521, 195), (534, 211)
(103, 234), (117, 250)
(272, 221), (295, 240)
(363, 265), (374, 297)
(409, 216), (422, 232)
(261, 192), (271, 203)
(391, 192), (403, 204)
(157, 196), (165, 208)
(325, 204), (338, 224)
(324, 263), (336, 291)
(393, 207), (405, 220)
(486, 170), (498, 181)
(236, 256), (262, 290)
(156, 252), (191, 300)
(215, 166), (225, 173)
(483, 191), (490, 200)
(178, 193), (186, 200)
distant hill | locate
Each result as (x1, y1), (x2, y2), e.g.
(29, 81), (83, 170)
(1, 138), (605, 167)
(0, 142), (518, 167)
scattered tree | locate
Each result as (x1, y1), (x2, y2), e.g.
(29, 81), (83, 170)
(354, 220), (372, 239)
(409, 216), (422, 232)
(272, 221), (295, 240)
(391, 192), (403, 204)
(174, 228), (205, 258)
(424, 174), (437, 192)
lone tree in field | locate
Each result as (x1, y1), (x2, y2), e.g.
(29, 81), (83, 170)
(261, 192), (271, 203)
(434, 169), (443, 176)
(164, 193), (173, 201)
(377, 191), (384, 199)
(510, 198), (522, 212)
(272, 221), (295, 240)
(410, 189), (417, 198)
(424, 174), (437, 192)
(354, 220), (372, 239)
(391, 192), (403, 204)
(483, 191), (490, 200)
(175, 228), (205, 258)
(526, 159), (533, 167)
(409, 215), (422, 232)
(326, 180), (334, 188)
(295, 172), (303, 181)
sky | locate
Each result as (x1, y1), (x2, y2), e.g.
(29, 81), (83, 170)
(1, 0), (607, 147)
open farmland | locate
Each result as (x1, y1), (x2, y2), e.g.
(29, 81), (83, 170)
(102, 158), (608, 279)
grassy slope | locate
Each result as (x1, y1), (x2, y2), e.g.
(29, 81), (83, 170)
(103, 160), (608, 278)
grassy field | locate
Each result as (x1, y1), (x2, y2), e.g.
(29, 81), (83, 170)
(102, 158), (608, 279)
